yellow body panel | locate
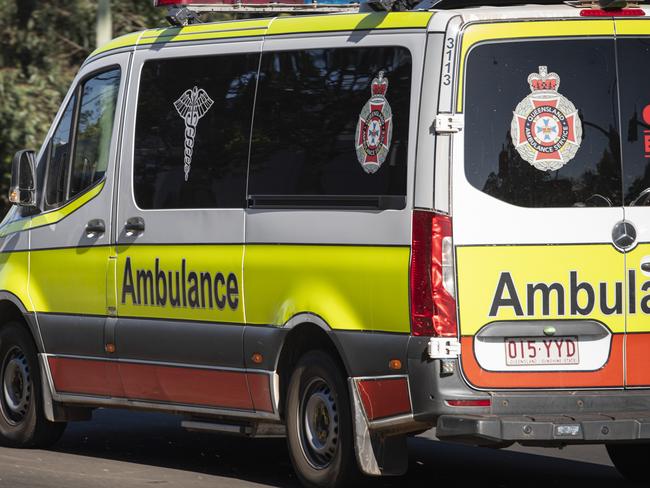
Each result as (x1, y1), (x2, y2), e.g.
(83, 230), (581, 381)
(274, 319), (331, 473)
(245, 245), (410, 332)
(90, 31), (143, 58)
(266, 12), (432, 36)
(86, 12), (432, 63)
(614, 18), (650, 35)
(456, 245), (625, 336)
(29, 246), (110, 316)
(457, 20), (615, 112)
(0, 251), (32, 311)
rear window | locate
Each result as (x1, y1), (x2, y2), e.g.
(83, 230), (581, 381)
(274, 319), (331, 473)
(618, 37), (650, 206)
(248, 46), (412, 209)
(464, 39), (622, 208)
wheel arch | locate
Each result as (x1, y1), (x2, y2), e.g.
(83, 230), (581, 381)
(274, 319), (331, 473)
(275, 313), (352, 420)
(0, 291), (43, 353)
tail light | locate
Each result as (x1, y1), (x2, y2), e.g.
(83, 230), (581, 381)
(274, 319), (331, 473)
(410, 210), (457, 337)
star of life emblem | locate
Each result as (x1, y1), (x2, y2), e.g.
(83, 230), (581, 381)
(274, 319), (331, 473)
(174, 86), (214, 181)
(510, 66), (582, 171)
(355, 71), (393, 174)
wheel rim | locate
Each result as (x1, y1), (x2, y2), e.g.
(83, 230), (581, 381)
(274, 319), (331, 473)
(299, 377), (339, 470)
(1, 346), (31, 424)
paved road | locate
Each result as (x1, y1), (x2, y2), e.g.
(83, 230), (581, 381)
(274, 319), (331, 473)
(0, 409), (641, 488)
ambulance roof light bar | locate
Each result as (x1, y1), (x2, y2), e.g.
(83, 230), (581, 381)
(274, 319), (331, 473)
(154, 0), (361, 25)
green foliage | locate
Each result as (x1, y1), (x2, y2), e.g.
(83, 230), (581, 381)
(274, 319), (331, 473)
(0, 0), (166, 215)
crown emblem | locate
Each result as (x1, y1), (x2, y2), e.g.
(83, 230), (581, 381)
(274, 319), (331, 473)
(355, 71), (393, 174)
(371, 71), (388, 97)
(527, 66), (560, 92)
(510, 66), (582, 171)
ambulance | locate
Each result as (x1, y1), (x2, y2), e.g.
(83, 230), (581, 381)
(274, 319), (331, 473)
(2, 0), (650, 485)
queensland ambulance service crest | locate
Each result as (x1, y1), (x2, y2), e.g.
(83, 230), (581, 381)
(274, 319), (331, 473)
(355, 71), (393, 174)
(510, 66), (582, 171)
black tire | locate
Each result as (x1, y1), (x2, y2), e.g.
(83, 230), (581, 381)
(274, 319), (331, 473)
(0, 322), (66, 448)
(286, 350), (359, 488)
(606, 443), (650, 482)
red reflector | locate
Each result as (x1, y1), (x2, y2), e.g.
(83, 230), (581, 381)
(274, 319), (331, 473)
(580, 8), (645, 16)
(410, 210), (457, 337)
(446, 399), (491, 407)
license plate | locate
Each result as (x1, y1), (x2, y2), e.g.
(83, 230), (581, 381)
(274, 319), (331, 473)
(504, 336), (579, 366)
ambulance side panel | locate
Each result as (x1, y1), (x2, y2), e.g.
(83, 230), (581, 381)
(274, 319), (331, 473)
(243, 31), (427, 390)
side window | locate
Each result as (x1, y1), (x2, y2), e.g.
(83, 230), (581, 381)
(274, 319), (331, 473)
(69, 69), (121, 198)
(133, 53), (259, 209)
(464, 39), (621, 208)
(45, 66), (121, 209)
(46, 94), (77, 207)
(248, 46), (412, 208)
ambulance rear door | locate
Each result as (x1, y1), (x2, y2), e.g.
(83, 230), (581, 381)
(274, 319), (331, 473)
(615, 18), (650, 388)
(451, 20), (626, 390)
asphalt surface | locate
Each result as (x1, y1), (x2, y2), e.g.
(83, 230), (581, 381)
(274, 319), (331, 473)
(0, 408), (642, 488)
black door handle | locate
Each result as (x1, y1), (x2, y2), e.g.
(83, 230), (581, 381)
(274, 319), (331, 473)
(85, 219), (105, 237)
(125, 216), (145, 236)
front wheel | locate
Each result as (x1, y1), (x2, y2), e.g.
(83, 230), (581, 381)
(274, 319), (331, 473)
(286, 350), (359, 488)
(606, 443), (650, 482)
(0, 322), (66, 447)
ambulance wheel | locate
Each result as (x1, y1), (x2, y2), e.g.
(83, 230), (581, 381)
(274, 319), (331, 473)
(0, 322), (66, 448)
(286, 350), (358, 488)
(606, 444), (650, 482)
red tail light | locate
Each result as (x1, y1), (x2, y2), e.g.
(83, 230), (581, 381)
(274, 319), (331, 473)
(410, 210), (457, 337)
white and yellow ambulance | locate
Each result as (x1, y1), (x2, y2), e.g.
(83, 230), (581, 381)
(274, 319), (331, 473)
(3, 0), (650, 485)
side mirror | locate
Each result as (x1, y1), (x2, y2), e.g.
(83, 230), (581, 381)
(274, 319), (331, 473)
(9, 150), (36, 207)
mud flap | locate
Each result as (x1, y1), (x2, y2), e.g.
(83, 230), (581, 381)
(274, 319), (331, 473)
(348, 378), (408, 476)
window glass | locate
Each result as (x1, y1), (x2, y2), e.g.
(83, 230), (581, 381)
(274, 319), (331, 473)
(69, 68), (121, 198)
(617, 38), (650, 206)
(46, 94), (77, 207)
(248, 47), (412, 207)
(464, 39), (622, 208)
(133, 53), (259, 209)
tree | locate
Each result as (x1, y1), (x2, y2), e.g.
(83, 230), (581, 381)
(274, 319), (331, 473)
(0, 1), (166, 216)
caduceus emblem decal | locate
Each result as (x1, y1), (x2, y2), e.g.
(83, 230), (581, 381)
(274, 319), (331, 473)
(173, 86), (214, 181)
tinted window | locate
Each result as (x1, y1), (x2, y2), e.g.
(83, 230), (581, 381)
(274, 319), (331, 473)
(134, 53), (258, 209)
(618, 38), (650, 206)
(46, 94), (76, 207)
(464, 40), (622, 208)
(248, 47), (412, 207)
(69, 68), (121, 198)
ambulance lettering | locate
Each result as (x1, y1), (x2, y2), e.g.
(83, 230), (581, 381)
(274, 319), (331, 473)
(489, 269), (650, 318)
(121, 257), (239, 310)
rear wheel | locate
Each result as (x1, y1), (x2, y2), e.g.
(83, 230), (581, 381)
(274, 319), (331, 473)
(0, 322), (66, 447)
(286, 350), (358, 488)
(606, 444), (650, 482)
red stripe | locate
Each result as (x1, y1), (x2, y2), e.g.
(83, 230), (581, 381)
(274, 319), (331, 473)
(625, 333), (650, 386)
(356, 378), (411, 421)
(48, 357), (271, 412)
(247, 372), (274, 413)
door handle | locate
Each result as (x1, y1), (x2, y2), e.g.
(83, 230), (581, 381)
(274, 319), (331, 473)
(85, 219), (105, 237)
(125, 216), (145, 237)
